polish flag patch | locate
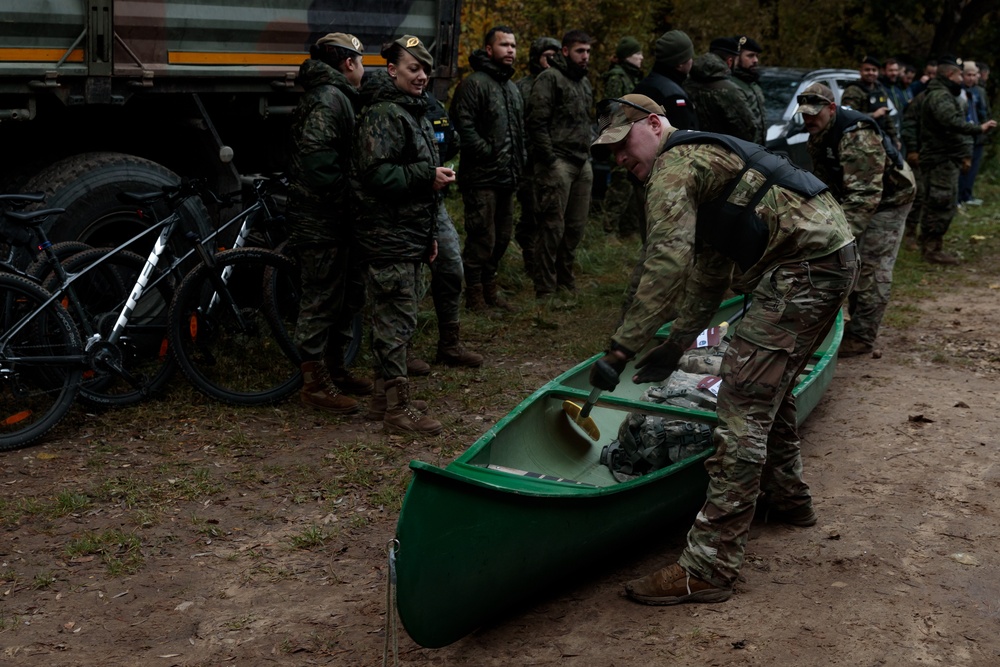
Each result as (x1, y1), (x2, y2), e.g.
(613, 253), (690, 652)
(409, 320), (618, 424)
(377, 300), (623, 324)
(675, 99), (687, 106)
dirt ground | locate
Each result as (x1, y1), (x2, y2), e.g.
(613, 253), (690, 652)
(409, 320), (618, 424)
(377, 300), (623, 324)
(3, 276), (1000, 667)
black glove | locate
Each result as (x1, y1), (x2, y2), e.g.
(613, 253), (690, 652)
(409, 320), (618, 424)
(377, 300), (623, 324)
(633, 340), (685, 384)
(590, 353), (628, 391)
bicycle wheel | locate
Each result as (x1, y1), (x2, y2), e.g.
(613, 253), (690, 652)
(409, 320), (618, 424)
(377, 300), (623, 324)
(46, 248), (176, 407)
(169, 247), (301, 405)
(24, 241), (93, 282)
(0, 274), (83, 451)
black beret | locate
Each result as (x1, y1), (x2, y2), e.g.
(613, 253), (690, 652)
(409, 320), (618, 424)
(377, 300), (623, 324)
(861, 55), (881, 67)
(735, 36), (763, 53)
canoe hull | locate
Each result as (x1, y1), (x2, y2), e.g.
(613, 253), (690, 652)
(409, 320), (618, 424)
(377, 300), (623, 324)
(394, 298), (842, 647)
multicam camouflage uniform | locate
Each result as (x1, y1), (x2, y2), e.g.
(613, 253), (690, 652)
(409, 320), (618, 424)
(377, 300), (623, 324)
(526, 51), (594, 296)
(286, 58), (362, 361)
(450, 48), (526, 289)
(807, 109), (916, 347)
(683, 53), (759, 141)
(600, 60), (645, 237)
(613, 129), (857, 589)
(916, 76), (986, 249)
(354, 71), (440, 379)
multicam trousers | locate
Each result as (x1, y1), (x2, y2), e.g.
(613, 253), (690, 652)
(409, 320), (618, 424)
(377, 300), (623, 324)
(602, 165), (643, 238)
(532, 157), (593, 296)
(461, 187), (515, 287)
(293, 244), (363, 362)
(678, 244), (860, 589)
(847, 202), (911, 346)
(916, 160), (960, 242)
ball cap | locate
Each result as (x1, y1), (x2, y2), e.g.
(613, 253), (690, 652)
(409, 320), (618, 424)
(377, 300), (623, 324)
(593, 94), (667, 146)
(794, 82), (835, 115)
(315, 32), (364, 55)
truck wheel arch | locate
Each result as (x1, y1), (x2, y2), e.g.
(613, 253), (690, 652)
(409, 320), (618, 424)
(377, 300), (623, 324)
(22, 152), (210, 251)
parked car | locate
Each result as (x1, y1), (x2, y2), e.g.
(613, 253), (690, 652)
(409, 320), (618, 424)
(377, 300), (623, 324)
(760, 67), (898, 169)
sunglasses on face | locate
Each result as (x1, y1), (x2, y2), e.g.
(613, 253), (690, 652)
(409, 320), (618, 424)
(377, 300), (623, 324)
(796, 94), (832, 106)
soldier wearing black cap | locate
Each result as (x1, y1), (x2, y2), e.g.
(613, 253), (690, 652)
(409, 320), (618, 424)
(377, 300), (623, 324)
(731, 36), (766, 144)
(842, 55), (900, 148)
(683, 36), (758, 140)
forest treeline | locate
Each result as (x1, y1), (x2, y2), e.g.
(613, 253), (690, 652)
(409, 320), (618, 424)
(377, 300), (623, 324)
(458, 0), (999, 81)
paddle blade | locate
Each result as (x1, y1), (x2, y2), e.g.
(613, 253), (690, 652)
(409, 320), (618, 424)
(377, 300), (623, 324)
(562, 400), (601, 441)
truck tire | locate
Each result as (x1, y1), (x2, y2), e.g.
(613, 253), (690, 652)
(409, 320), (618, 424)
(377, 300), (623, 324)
(21, 152), (211, 258)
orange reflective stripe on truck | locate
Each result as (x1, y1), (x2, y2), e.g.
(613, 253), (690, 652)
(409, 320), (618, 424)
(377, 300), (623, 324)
(166, 51), (387, 67)
(0, 47), (85, 63)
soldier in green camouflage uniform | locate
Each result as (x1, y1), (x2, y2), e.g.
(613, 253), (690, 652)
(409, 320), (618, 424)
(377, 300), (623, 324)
(354, 36), (459, 436)
(731, 36), (767, 145)
(914, 58), (996, 263)
(589, 95), (858, 605)
(798, 83), (916, 356)
(599, 36), (645, 238)
(526, 30), (594, 299)
(900, 89), (926, 249)
(450, 26), (526, 312)
(683, 38), (759, 141)
(841, 56), (900, 149)
(514, 37), (560, 280)
(287, 33), (370, 414)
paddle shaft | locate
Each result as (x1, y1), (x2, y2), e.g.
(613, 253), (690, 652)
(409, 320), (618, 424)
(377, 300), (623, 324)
(578, 385), (602, 419)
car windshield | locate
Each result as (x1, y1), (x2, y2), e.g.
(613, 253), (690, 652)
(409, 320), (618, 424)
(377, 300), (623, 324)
(758, 69), (807, 124)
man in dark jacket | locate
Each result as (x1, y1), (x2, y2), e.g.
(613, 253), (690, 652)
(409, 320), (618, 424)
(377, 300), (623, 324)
(732, 36), (766, 144)
(914, 57), (996, 263)
(526, 29), (594, 302)
(287, 32), (370, 414)
(632, 30), (697, 131)
(683, 37), (757, 140)
(450, 26), (526, 312)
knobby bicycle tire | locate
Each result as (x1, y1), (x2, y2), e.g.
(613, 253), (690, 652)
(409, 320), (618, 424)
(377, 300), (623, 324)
(46, 247), (176, 408)
(169, 247), (301, 405)
(0, 273), (83, 451)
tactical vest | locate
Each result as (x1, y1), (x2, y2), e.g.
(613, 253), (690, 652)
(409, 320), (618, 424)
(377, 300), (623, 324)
(816, 107), (905, 202)
(663, 131), (828, 271)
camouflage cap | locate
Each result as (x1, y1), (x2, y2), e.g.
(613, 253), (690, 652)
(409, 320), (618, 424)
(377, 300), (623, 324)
(316, 32), (364, 55)
(794, 83), (835, 115)
(593, 94), (667, 146)
(388, 35), (434, 70)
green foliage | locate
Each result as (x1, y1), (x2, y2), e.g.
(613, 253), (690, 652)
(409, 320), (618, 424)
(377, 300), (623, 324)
(65, 529), (145, 576)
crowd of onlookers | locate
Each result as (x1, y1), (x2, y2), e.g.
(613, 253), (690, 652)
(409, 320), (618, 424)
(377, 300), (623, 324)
(278, 25), (995, 437)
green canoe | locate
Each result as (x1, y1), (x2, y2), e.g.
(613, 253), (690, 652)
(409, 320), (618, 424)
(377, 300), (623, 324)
(394, 297), (843, 648)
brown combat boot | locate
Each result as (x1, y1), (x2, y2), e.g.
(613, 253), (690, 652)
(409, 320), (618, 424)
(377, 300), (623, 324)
(300, 361), (359, 414)
(625, 563), (732, 606)
(365, 377), (428, 420)
(483, 281), (516, 312)
(838, 334), (874, 359)
(921, 237), (960, 265)
(465, 284), (488, 313)
(405, 342), (431, 376)
(326, 355), (374, 396)
(436, 321), (483, 367)
(383, 377), (442, 436)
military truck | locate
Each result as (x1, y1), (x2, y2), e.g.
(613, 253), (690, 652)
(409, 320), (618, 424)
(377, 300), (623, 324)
(0, 0), (461, 246)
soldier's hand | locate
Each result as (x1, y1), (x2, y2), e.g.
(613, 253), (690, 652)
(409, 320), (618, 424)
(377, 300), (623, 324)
(590, 352), (628, 391)
(905, 152), (920, 169)
(961, 157), (972, 175)
(426, 240), (438, 264)
(433, 167), (456, 191)
(983, 119), (998, 133)
(633, 340), (686, 384)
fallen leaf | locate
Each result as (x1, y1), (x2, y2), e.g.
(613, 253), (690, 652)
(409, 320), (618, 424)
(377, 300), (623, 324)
(908, 414), (934, 423)
(175, 601), (194, 611)
(36, 452), (58, 460)
(64, 621), (75, 630)
(830, 581), (847, 588)
(950, 552), (979, 566)
(954, 401), (970, 408)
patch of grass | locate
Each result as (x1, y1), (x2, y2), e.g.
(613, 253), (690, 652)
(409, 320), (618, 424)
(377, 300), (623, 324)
(289, 525), (334, 550)
(32, 571), (55, 590)
(169, 467), (224, 501)
(224, 613), (256, 630)
(92, 474), (164, 509)
(65, 528), (145, 576)
(0, 613), (21, 632)
(51, 491), (91, 517)
(0, 496), (45, 528)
